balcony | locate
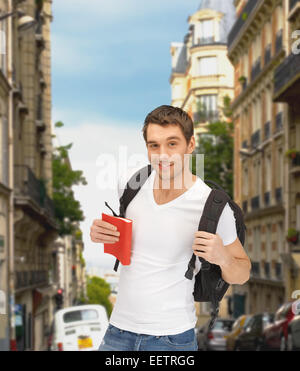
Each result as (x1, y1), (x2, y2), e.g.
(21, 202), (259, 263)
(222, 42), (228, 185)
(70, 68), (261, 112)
(275, 29), (283, 55)
(251, 262), (260, 277)
(251, 57), (261, 82)
(228, 0), (259, 49)
(193, 110), (219, 123)
(275, 187), (282, 203)
(251, 195), (260, 210)
(264, 191), (270, 207)
(274, 52), (300, 102)
(264, 44), (271, 66)
(251, 129), (260, 149)
(15, 270), (48, 290)
(289, 0), (300, 18)
(264, 121), (271, 140)
(196, 36), (215, 45)
(275, 112), (283, 133)
(14, 165), (55, 219)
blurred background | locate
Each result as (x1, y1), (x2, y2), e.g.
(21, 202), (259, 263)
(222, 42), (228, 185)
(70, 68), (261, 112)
(0, 0), (299, 351)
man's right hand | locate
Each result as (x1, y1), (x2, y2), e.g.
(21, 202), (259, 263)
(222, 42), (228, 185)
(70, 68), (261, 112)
(90, 219), (120, 244)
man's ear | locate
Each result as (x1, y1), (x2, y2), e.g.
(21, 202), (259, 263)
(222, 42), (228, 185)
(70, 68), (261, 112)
(188, 136), (196, 153)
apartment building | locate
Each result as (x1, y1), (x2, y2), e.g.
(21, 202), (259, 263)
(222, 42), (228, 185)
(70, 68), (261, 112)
(0, 0), (11, 352)
(170, 0), (236, 325)
(273, 0), (300, 297)
(227, 0), (300, 314)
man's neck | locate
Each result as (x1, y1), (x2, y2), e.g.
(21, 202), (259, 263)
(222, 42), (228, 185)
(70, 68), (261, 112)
(154, 168), (197, 195)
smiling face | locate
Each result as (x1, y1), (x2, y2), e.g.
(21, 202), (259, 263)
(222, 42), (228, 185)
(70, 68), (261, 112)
(145, 123), (195, 185)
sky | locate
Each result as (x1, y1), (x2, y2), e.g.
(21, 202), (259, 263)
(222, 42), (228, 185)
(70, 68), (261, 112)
(51, 0), (203, 272)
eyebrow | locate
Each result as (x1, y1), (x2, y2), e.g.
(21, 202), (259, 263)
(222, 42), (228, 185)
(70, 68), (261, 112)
(146, 136), (181, 145)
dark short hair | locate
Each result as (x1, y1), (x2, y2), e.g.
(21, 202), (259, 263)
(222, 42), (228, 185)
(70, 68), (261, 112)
(142, 105), (194, 145)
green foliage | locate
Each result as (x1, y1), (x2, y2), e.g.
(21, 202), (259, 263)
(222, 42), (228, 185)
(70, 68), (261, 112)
(191, 95), (234, 198)
(52, 121), (87, 236)
(242, 12), (248, 21)
(86, 276), (113, 318)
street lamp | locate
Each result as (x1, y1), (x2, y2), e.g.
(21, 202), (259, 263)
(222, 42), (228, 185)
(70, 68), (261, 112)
(0, 10), (37, 31)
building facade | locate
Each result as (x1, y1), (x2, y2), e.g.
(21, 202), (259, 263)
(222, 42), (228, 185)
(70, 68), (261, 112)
(228, 0), (300, 315)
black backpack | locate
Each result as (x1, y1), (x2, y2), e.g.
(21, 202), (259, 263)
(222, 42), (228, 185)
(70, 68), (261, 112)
(105, 164), (247, 329)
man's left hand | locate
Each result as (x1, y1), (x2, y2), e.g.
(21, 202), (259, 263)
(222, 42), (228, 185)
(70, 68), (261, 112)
(192, 231), (232, 266)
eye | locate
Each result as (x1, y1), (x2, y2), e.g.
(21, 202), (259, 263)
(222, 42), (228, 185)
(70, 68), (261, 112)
(150, 144), (157, 148)
(169, 142), (177, 146)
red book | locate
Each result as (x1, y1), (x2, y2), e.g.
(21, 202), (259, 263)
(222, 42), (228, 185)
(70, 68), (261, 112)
(102, 213), (133, 265)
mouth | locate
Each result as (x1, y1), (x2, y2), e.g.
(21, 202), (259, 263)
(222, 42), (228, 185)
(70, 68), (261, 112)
(158, 162), (174, 170)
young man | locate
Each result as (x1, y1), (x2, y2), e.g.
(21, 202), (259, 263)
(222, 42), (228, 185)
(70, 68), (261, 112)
(90, 105), (251, 351)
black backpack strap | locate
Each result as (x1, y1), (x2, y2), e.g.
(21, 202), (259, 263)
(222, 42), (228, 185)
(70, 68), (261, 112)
(184, 188), (229, 280)
(113, 164), (153, 272)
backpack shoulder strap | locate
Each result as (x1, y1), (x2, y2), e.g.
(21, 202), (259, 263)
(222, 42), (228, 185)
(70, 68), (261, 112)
(113, 164), (153, 272)
(185, 188), (229, 279)
(119, 164), (153, 217)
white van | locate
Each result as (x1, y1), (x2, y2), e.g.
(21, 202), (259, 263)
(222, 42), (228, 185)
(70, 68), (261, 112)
(51, 304), (109, 351)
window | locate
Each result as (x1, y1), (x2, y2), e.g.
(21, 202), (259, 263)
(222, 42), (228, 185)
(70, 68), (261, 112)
(265, 155), (271, 192)
(63, 309), (99, 323)
(1, 115), (8, 186)
(196, 94), (217, 111)
(242, 166), (248, 197)
(172, 84), (181, 100)
(297, 205), (300, 231)
(266, 224), (271, 262)
(0, 19), (7, 75)
(277, 148), (283, 188)
(200, 19), (214, 42)
(198, 56), (217, 75)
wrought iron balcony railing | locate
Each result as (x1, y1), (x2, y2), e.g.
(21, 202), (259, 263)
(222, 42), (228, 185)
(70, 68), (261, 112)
(15, 270), (48, 290)
(14, 165), (55, 219)
(228, 0), (259, 49)
(274, 52), (300, 102)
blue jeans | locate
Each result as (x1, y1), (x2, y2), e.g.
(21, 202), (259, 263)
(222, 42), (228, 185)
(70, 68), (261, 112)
(98, 323), (198, 351)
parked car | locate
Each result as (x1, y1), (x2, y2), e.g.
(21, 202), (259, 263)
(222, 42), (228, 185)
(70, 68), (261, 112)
(226, 315), (252, 351)
(234, 313), (274, 351)
(287, 314), (300, 351)
(263, 302), (295, 351)
(197, 318), (234, 351)
(50, 304), (109, 351)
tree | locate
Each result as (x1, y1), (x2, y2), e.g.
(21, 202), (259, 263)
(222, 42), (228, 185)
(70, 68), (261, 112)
(191, 95), (234, 198)
(86, 276), (113, 318)
(52, 121), (87, 236)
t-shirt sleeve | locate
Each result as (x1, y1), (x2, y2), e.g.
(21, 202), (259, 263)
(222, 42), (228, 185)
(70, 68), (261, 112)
(216, 202), (238, 246)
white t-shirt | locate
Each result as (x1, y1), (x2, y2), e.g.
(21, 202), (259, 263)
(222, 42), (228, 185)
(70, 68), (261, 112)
(109, 166), (237, 335)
